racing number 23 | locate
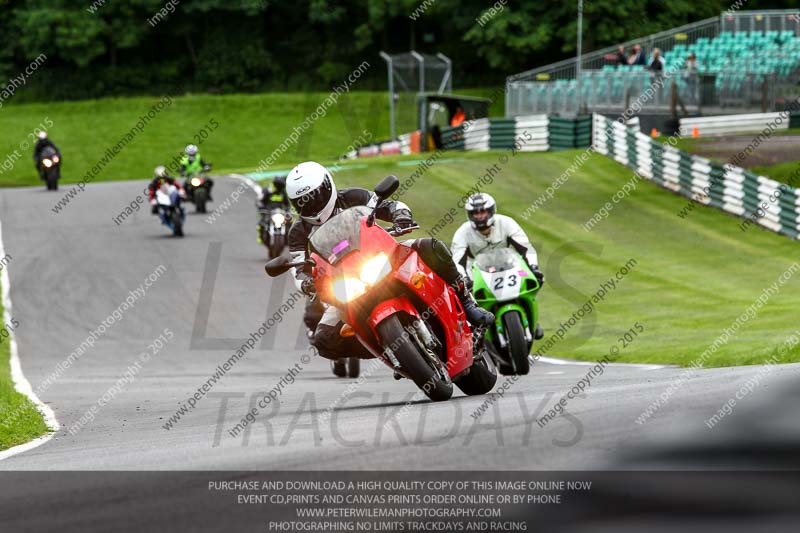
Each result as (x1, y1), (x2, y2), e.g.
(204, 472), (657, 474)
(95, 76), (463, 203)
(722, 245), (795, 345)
(493, 273), (518, 290)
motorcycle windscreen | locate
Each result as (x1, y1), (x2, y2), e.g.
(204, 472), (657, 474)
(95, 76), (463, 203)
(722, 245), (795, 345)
(309, 206), (370, 265)
(474, 248), (518, 272)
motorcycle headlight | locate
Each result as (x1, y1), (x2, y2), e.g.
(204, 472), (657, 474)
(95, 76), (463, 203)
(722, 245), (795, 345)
(52, 156), (60, 163)
(333, 277), (367, 303)
(42, 159), (53, 168)
(271, 213), (286, 226)
(191, 177), (203, 187)
(359, 253), (391, 285)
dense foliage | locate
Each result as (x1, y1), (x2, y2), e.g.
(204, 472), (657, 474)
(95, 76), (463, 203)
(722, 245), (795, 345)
(0, 0), (795, 101)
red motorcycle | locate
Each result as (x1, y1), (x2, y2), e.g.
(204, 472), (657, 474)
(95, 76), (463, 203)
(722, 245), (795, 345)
(265, 176), (497, 401)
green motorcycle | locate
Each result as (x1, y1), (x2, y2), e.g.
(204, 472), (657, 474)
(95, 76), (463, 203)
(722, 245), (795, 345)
(472, 248), (541, 375)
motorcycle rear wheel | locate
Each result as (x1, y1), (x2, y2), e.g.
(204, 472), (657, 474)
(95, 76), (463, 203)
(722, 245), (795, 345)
(455, 349), (498, 396)
(376, 315), (452, 402)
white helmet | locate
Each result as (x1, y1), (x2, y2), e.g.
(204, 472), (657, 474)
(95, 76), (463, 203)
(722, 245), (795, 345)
(286, 161), (337, 225)
(464, 192), (496, 230)
(38, 131), (48, 140)
(185, 144), (198, 156)
(154, 165), (168, 178)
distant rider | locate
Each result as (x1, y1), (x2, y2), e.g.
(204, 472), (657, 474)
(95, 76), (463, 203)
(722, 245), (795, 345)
(180, 144), (214, 201)
(148, 165), (184, 214)
(33, 131), (60, 180)
(286, 161), (494, 362)
(257, 175), (292, 244)
(452, 192), (544, 338)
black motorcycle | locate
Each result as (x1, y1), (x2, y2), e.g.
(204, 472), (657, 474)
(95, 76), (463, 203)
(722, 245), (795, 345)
(38, 146), (61, 191)
(184, 164), (212, 213)
(259, 207), (291, 259)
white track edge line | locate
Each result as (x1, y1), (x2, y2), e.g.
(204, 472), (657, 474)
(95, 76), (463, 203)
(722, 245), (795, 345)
(229, 173), (262, 197)
(0, 216), (60, 461)
(535, 355), (669, 370)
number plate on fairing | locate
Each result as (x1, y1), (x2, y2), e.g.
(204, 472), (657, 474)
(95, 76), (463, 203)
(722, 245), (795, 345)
(481, 269), (525, 301)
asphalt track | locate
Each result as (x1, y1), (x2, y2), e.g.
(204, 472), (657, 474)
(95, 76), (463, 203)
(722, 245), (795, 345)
(2, 176), (800, 472)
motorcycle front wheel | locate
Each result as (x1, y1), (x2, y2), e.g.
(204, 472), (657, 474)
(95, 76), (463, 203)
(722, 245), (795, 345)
(194, 188), (208, 213)
(46, 172), (58, 191)
(376, 315), (452, 402)
(269, 233), (285, 259)
(503, 311), (530, 375)
(171, 209), (184, 237)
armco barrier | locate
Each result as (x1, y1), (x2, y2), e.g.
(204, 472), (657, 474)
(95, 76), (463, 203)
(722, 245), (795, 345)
(549, 116), (592, 150)
(345, 115), (592, 159)
(678, 112), (792, 137)
(440, 114), (592, 152)
(678, 103), (800, 137)
(593, 113), (800, 240)
(440, 116), (548, 152)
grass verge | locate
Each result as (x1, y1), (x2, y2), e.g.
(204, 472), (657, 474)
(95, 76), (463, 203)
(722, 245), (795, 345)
(306, 149), (800, 367)
(0, 301), (49, 451)
(0, 90), (504, 189)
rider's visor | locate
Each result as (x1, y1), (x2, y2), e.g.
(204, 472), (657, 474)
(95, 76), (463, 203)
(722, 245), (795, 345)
(294, 177), (333, 217)
(472, 209), (490, 221)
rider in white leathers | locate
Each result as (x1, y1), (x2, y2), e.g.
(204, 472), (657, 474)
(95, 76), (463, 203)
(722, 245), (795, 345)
(451, 193), (544, 338)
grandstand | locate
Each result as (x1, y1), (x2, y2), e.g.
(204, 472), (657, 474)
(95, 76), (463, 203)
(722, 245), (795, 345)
(506, 10), (800, 119)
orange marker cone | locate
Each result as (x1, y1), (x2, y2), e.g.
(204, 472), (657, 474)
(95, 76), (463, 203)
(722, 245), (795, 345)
(692, 126), (699, 138)
(650, 128), (659, 138)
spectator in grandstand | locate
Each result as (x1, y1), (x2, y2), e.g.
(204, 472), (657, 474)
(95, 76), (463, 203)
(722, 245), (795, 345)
(685, 52), (699, 99)
(649, 48), (665, 72)
(615, 45), (627, 66)
(685, 52), (698, 73)
(628, 44), (647, 66)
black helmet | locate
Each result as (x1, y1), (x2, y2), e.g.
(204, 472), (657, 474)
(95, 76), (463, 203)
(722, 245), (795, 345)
(273, 175), (287, 192)
(464, 193), (496, 230)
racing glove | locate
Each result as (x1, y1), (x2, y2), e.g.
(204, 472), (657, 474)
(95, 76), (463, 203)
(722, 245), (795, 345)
(532, 266), (545, 286)
(392, 208), (414, 230)
(150, 198), (158, 214)
(299, 273), (316, 296)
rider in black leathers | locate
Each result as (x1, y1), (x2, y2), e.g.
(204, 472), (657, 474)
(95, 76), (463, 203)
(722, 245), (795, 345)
(33, 131), (60, 180)
(257, 175), (292, 244)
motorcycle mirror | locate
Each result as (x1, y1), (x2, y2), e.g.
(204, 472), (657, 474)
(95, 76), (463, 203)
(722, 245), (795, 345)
(373, 175), (399, 199)
(264, 256), (292, 277)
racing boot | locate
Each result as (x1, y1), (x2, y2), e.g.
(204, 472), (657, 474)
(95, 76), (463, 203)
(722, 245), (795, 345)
(331, 360), (346, 377)
(452, 276), (494, 327)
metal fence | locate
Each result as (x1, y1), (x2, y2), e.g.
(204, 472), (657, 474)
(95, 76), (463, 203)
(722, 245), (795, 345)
(506, 10), (800, 117)
(508, 71), (698, 116)
(721, 10), (800, 33)
(508, 17), (720, 83)
(507, 72), (798, 117)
